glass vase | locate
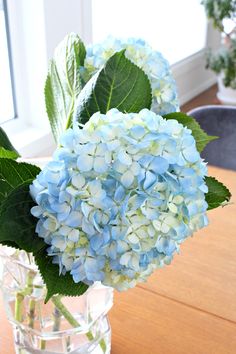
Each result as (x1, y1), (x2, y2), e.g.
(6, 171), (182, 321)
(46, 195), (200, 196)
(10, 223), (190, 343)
(0, 249), (113, 354)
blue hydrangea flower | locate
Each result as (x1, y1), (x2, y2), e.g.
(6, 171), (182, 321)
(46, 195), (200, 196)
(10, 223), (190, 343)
(30, 109), (208, 291)
(83, 37), (179, 115)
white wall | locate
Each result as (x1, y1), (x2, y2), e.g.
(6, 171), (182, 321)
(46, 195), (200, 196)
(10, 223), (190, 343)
(3, 0), (220, 157)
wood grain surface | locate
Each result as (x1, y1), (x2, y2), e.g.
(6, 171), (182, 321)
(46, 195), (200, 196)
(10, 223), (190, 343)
(181, 85), (220, 113)
(0, 165), (235, 354)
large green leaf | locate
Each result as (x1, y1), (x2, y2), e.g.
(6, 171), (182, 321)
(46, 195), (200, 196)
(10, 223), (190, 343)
(35, 248), (89, 303)
(205, 176), (231, 210)
(0, 127), (20, 159)
(45, 33), (86, 143)
(163, 112), (218, 153)
(0, 158), (40, 206)
(0, 240), (20, 249)
(0, 182), (45, 252)
(0, 147), (19, 159)
(74, 50), (152, 125)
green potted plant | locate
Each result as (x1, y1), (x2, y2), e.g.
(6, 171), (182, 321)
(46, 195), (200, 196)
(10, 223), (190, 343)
(202, 0), (236, 104)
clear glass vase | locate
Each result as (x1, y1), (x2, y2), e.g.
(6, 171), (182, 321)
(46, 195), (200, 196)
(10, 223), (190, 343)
(0, 249), (113, 354)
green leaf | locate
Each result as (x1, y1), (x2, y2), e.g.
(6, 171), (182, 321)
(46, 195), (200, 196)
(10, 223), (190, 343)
(205, 176), (231, 210)
(0, 159), (40, 206)
(163, 112), (218, 152)
(0, 127), (20, 158)
(0, 147), (19, 159)
(35, 248), (89, 303)
(0, 182), (45, 253)
(74, 50), (152, 125)
(1, 240), (21, 249)
(45, 33), (86, 143)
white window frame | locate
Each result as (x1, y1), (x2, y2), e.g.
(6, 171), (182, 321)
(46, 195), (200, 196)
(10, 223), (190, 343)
(3, 0), (52, 157)
(0, 0), (17, 124)
(172, 22), (221, 105)
(87, 0), (221, 106)
(2, 0), (220, 157)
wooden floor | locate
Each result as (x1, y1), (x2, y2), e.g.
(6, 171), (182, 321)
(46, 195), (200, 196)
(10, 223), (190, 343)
(181, 84), (220, 112)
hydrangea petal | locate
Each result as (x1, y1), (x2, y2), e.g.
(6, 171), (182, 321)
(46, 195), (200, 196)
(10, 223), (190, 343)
(77, 155), (93, 171)
(31, 108), (208, 292)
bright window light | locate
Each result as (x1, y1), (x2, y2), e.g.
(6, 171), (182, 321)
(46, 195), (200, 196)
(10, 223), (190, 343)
(0, 0), (15, 124)
(92, 0), (207, 64)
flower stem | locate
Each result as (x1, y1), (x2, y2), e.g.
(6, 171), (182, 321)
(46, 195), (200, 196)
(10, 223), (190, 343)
(14, 269), (47, 351)
(53, 306), (61, 331)
(14, 270), (35, 323)
(15, 293), (24, 322)
(26, 271), (36, 329)
(51, 295), (107, 353)
(40, 339), (46, 350)
(28, 298), (36, 328)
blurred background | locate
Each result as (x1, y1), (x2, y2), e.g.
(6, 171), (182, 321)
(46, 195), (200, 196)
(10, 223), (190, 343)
(0, 0), (229, 157)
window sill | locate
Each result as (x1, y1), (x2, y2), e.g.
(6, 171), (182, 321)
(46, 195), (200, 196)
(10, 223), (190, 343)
(3, 121), (56, 158)
(172, 50), (217, 105)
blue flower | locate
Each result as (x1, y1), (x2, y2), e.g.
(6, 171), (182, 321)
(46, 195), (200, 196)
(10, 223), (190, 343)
(30, 109), (208, 291)
(83, 37), (179, 115)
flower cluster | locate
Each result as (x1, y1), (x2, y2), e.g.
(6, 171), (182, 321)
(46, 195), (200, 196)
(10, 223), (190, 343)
(30, 109), (208, 290)
(83, 37), (179, 116)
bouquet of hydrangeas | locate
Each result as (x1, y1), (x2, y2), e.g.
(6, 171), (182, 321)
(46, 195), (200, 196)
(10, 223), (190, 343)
(0, 34), (231, 353)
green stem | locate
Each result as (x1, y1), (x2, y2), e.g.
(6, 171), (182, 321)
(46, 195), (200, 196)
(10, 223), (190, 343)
(28, 298), (36, 328)
(51, 295), (107, 353)
(26, 271), (36, 329)
(40, 340), (46, 350)
(25, 270), (35, 293)
(65, 99), (74, 131)
(15, 293), (24, 322)
(51, 296), (80, 327)
(15, 270), (35, 323)
(53, 307), (61, 331)
(14, 269), (47, 351)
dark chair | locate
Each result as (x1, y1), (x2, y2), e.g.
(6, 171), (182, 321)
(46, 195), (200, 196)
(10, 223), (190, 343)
(187, 105), (236, 171)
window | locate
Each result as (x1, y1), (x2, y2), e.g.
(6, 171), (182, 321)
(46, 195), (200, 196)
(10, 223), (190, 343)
(0, 0), (219, 157)
(92, 0), (207, 64)
(0, 0), (15, 124)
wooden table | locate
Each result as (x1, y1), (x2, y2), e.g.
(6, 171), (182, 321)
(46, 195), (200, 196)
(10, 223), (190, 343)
(1, 166), (236, 354)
